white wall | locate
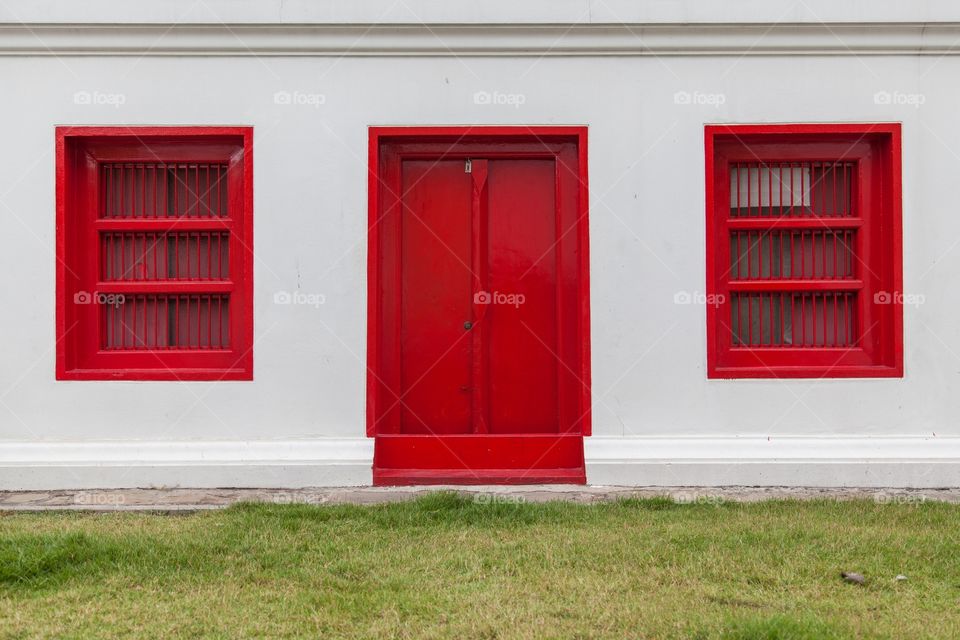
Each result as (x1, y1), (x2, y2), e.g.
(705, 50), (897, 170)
(1, 2), (960, 487)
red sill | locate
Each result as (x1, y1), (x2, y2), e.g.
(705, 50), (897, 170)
(708, 365), (902, 380)
(58, 368), (252, 381)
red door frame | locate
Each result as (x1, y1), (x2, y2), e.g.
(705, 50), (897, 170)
(367, 126), (590, 483)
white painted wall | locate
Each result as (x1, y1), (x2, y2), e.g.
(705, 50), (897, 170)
(1, 1), (959, 488)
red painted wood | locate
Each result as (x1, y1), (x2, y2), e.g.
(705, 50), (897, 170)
(368, 127), (590, 483)
(399, 160), (473, 433)
(56, 126), (253, 381)
(704, 123), (902, 379)
(372, 434), (586, 485)
(487, 159), (559, 433)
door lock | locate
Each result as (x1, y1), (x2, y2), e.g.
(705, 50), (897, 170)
(464, 321), (473, 330)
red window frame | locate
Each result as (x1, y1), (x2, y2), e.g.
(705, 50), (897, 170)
(56, 126), (254, 381)
(705, 123), (902, 379)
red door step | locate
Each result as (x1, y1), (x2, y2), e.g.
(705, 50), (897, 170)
(373, 434), (586, 486)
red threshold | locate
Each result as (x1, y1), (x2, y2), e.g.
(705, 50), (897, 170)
(373, 435), (586, 486)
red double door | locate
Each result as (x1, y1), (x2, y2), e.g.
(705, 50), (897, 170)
(369, 130), (590, 484)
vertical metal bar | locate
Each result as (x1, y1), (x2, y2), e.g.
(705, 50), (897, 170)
(119, 163), (125, 217)
(833, 292), (839, 347)
(104, 164), (111, 217)
(801, 293), (807, 346)
(779, 292), (785, 346)
(151, 164), (156, 218)
(778, 163), (784, 218)
(732, 294), (739, 345)
(767, 163), (772, 218)
(803, 163), (809, 217)
(767, 230), (772, 279)
(174, 165), (180, 217)
(205, 165), (210, 218)
(115, 298), (121, 349)
(789, 162), (795, 217)
(800, 231), (805, 279)
(833, 230), (839, 279)
(132, 294), (138, 348)
(735, 163), (740, 215)
(818, 293), (823, 347)
(176, 295), (181, 347)
(821, 230), (826, 278)
(206, 294), (212, 348)
(767, 292), (773, 346)
(163, 164), (168, 218)
(831, 161), (837, 217)
(193, 164), (198, 218)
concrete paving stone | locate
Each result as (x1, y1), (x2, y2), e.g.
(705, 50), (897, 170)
(0, 485), (957, 511)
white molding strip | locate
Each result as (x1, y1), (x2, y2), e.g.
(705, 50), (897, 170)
(1, 436), (958, 489)
(0, 438), (373, 465)
(3, 23), (960, 57)
(0, 439), (374, 489)
(585, 437), (960, 488)
(585, 436), (960, 461)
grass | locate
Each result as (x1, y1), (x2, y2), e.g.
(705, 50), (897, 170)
(0, 493), (958, 639)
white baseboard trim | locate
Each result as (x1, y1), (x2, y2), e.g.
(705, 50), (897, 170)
(584, 437), (960, 488)
(1, 436), (958, 489)
(0, 439), (374, 489)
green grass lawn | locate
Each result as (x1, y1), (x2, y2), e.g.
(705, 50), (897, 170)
(1, 493), (958, 639)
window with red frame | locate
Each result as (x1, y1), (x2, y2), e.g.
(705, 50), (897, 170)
(56, 127), (253, 380)
(705, 124), (902, 379)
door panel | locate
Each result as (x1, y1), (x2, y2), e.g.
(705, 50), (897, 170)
(399, 160), (473, 433)
(486, 159), (559, 433)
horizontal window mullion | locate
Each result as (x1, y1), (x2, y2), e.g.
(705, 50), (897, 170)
(94, 219), (233, 232)
(94, 281), (233, 294)
(725, 218), (863, 230)
(727, 279), (862, 292)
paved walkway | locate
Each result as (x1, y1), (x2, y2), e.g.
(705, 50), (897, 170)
(1, 486), (958, 511)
